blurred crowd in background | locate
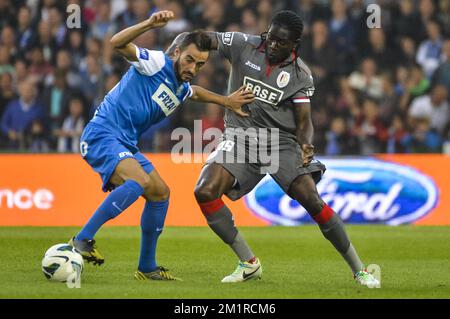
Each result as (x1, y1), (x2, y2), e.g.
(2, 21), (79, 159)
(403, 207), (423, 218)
(0, 0), (449, 155)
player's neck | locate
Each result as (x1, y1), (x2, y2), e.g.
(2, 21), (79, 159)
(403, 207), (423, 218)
(266, 52), (295, 66)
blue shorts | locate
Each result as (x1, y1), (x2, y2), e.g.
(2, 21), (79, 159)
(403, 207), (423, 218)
(80, 123), (154, 192)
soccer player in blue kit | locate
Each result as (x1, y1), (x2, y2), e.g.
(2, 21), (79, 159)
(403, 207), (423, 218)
(69, 11), (254, 281)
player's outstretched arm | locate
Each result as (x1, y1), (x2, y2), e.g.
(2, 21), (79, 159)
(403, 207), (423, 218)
(110, 10), (174, 61)
(294, 102), (315, 166)
(190, 85), (254, 117)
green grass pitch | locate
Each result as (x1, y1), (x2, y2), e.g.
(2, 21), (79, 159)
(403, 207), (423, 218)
(0, 225), (449, 299)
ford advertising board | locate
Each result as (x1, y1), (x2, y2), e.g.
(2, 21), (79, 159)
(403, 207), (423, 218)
(245, 158), (439, 225)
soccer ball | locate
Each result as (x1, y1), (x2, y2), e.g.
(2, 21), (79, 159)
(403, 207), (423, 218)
(41, 244), (84, 282)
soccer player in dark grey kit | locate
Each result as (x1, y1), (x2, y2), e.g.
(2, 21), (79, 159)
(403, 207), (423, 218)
(194, 11), (379, 286)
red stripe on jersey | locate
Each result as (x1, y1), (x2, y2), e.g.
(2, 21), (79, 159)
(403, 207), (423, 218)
(293, 97), (310, 103)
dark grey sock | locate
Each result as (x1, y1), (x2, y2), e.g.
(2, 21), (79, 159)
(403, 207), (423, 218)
(205, 205), (254, 261)
(230, 232), (254, 262)
(318, 213), (363, 274)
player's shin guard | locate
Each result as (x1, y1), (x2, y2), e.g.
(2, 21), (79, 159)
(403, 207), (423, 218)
(138, 199), (169, 273)
(198, 198), (255, 262)
(313, 204), (364, 274)
(76, 179), (144, 240)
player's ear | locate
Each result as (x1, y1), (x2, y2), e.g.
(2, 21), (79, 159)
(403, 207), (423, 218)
(173, 46), (181, 59)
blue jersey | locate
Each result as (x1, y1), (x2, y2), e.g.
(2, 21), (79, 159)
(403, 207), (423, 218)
(90, 45), (193, 151)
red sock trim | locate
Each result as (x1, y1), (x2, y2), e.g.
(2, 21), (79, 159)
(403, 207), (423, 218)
(198, 198), (225, 216)
(313, 204), (334, 224)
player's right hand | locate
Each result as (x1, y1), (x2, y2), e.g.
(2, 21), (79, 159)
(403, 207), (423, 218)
(148, 10), (174, 28)
(225, 85), (254, 117)
(301, 144), (315, 166)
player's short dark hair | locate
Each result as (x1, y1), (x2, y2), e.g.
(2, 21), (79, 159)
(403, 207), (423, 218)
(178, 31), (212, 52)
(270, 10), (304, 41)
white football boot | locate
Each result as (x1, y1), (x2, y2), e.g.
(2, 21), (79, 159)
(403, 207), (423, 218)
(354, 269), (380, 288)
(221, 258), (262, 283)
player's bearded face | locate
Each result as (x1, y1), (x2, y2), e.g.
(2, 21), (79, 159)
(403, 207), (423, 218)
(265, 24), (297, 64)
(173, 44), (209, 82)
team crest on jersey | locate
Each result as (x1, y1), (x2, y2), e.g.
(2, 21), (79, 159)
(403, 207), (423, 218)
(152, 83), (181, 116)
(277, 71), (290, 88)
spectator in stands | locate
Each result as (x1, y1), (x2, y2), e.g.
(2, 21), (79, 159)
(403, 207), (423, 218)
(0, 45), (14, 75)
(28, 46), (53, 84)
(1, 80), (44, 150)
(353, 98), (389, 155)
(398, 37), (417, 68)
(432, 39), (450, 95)
(79, 54), (106, 105)
(408, 85), (449, 135)
(132, 0), (153, 24)
(162, 1), (190, 42)
(65, 30), (86, 68)
(90, 0), (117, 40)
(417, 20), (443, 78)
(1, 25), (17, 62)
(294, 0), (328, 37)
(401, 117), (442, 153)
(202, 0), (228, 31)
(418, 0), (437, 38)
(395, 0), (421, 41)
(364, 28), (397, 72)
(49, 49), (82, 88)
(42, 69), (73, 134)
(240, 8), (258, 35)
(387, 115), (408, 153)
(379, 73), (400, 125)
(48, 6), (67, 47)
(16, 6), (36, 52)
(302, 20), (336, 103)
(325, 117), (358, 155)
(35, 20), (57, 64)
(0, 72), (16, 118)
(14, 58), (28, 84)
(437, 0), (450, 37)
(27, 119), (50, 152)
(0, 0), (15, 29)
(399, 63), (431, 111)
(328, 0), (355, 75)
(348, 58), (383, 100)
(54, 96), (85, 153)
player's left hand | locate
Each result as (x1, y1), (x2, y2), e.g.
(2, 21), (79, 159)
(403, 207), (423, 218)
(301, 144), (314, 166)
(224, 85), (254, 117)
(148, 10), (175, 28)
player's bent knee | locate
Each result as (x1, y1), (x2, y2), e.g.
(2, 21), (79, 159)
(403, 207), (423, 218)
(144, 185), (170, 202)
(194, 183), (219, 203)
(307, 196), (325, 217)
(137, 174), (152, 189)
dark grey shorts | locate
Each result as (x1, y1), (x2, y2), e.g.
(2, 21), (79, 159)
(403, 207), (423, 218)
(205, 137), (326, 201)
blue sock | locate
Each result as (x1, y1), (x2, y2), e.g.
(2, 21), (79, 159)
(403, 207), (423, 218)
(138, 199), (169, 273)
(76, 180), (144, 240)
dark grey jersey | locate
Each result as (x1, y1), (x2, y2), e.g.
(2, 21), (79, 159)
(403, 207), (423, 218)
(216, 32), (315, 140)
